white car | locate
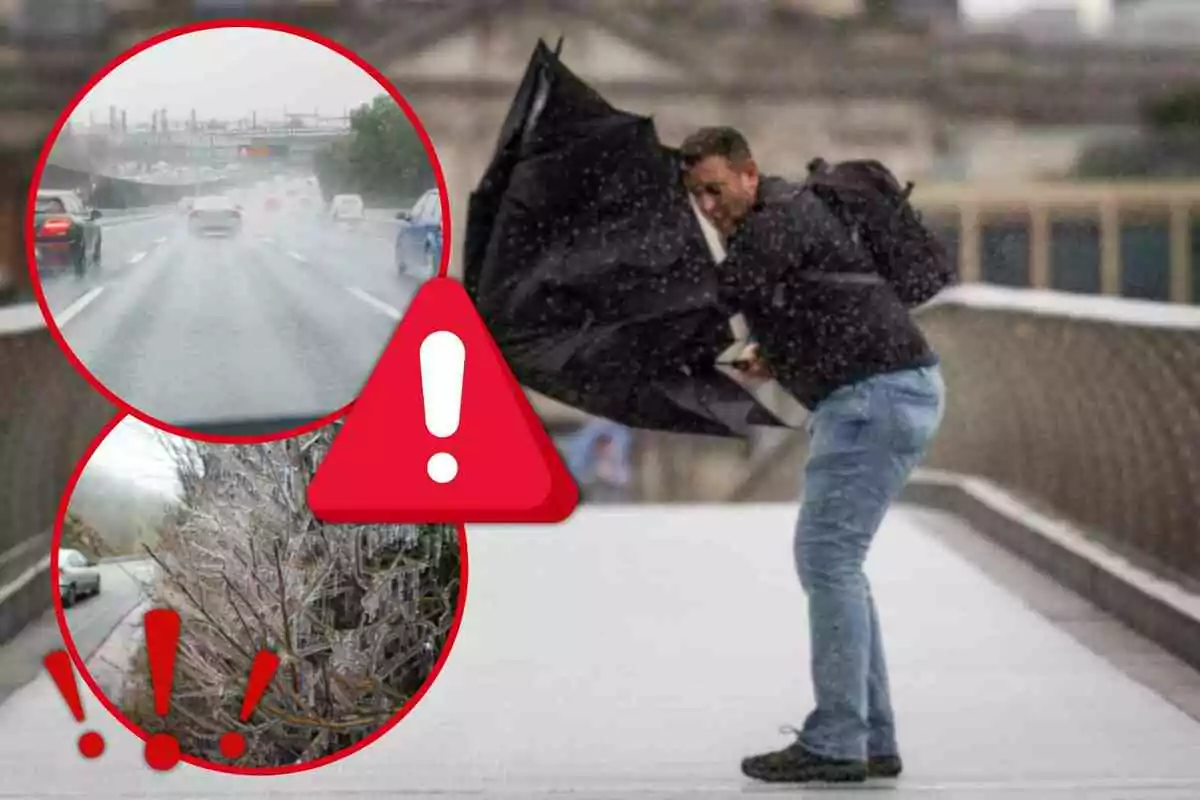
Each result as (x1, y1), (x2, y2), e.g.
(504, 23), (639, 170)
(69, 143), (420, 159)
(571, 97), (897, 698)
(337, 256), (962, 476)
(329, 193), (365, 225)
(58, 548), (101, 608)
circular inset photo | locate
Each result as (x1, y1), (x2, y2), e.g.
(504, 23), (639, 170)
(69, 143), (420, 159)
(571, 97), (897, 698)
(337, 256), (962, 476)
(28, 21), (450, 440)
(53, 414), (466, 775)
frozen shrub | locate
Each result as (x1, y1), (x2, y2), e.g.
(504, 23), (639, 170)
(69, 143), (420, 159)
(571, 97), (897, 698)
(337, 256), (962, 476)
(122, 422), (460, 767)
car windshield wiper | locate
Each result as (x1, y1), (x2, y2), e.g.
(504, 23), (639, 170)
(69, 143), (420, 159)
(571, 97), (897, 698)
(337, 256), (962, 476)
(178, 415), (332, 438)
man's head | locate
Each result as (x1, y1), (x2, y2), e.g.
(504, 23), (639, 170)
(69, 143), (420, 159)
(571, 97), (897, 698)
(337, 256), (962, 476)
(680, 126), (759, 237)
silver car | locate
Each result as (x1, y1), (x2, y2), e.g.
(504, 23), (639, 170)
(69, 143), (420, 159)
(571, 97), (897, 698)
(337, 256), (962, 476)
(188, 195), (243, 237)
(58, 548), (101, 608)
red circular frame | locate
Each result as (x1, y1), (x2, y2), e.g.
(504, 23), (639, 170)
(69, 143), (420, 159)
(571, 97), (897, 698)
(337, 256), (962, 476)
(26, 18), (455, 447)
(50, 411), (470, 776)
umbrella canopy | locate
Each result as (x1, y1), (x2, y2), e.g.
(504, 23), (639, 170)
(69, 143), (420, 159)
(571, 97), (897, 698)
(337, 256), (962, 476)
(463, 39), (785, 437)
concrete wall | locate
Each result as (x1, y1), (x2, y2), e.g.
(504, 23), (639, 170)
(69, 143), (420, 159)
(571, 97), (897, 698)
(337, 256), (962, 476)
(39, 163), (231, 208)
(0, 315), (115, 646)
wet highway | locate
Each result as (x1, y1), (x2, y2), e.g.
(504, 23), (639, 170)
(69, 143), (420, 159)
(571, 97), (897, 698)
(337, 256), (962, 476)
(37, 184), (427, 433)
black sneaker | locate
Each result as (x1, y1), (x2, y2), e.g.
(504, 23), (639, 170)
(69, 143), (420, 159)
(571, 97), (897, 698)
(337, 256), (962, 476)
(868, 754), (903, 778)
(741, 740), (867, 784)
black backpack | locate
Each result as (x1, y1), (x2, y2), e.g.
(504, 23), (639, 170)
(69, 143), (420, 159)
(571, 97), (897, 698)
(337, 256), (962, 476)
(802, 158), (957, 307)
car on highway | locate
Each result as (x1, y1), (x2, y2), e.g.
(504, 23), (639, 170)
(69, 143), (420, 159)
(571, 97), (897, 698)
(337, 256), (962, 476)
(58, 547), (101, 608)
(33, 190), (103, 277)
(394, 188), (443, 280)
(264, 195), (282, 213)
(188, 195), (243, 237)
(330, 193), (365, 227)
(177, 196), (194, 214)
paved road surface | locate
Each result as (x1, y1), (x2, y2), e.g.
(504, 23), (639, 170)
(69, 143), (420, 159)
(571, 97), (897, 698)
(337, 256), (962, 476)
(1, 506), (1199, 797)
(37, 194), (423, 433)
(0, 561), (149, 707)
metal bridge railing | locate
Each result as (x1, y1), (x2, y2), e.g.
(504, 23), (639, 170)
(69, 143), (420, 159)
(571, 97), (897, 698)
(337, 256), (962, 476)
(913, 182), (1200, 306)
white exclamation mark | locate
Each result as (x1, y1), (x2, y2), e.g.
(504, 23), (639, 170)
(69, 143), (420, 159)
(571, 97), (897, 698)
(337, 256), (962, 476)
(420, 331), (466, 484)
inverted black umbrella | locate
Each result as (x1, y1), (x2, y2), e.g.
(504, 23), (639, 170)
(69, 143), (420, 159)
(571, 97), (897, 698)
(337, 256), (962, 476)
(463, 39), (785, 437)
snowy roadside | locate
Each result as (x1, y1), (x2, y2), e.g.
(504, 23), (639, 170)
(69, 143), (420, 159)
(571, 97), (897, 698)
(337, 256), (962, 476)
(83, 599), (150, 706)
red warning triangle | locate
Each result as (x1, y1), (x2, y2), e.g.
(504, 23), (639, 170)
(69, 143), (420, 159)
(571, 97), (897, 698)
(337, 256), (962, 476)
(307, 278), (579, 524)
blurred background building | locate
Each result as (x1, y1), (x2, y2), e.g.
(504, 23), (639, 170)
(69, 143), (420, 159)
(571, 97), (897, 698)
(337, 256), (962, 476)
(318, 0), (1200, 299)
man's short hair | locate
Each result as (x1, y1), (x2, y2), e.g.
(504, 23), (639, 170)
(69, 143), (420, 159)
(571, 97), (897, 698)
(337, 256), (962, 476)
(679, 126), (753, 168)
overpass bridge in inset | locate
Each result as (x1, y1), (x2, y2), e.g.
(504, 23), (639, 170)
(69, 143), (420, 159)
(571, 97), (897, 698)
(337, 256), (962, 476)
(68, 124), (351, 172)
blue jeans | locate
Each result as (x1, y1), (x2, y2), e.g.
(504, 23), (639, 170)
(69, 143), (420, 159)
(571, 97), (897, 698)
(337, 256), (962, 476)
(794, 365), (945, 761)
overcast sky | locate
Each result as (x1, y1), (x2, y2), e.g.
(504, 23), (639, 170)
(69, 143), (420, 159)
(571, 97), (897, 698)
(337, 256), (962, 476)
(85, 417), (183, 498)
(71, 26), (391, 126)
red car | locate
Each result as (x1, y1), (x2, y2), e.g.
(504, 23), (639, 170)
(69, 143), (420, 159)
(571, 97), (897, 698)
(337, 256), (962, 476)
(264, 196), (281, 212)
(33, 190), (102, 276)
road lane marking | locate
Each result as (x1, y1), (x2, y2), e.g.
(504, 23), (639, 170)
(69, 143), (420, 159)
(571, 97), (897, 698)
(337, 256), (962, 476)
(128, 251), (147, 264)
(346, 287), (402, 320)
(288, 250), (307, 263)
(153, 236), (166, 245)
(56, 286), (105, 327)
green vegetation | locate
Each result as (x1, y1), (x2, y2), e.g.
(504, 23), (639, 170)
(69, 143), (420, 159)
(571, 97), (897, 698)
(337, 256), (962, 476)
(60, 514), (112, 560)
(1073, 86), (1200, 179)
(1144, 89), (1200, 131)
(313, 93), (433, 206)
(863, 0), (896, 20)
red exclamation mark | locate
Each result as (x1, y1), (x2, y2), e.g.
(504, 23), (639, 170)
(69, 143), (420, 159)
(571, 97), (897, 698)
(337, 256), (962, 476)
(419, 330), (466, 484)
(142, 608), (182, 771)
(218, 650), (281, 761)
(43, 650), (105, 759)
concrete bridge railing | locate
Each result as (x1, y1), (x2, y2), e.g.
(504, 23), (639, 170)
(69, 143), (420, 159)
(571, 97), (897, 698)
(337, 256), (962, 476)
(673, 284), (1200, 670)
(905, 286), (1200, 586)
(625, 286), (1200, 593)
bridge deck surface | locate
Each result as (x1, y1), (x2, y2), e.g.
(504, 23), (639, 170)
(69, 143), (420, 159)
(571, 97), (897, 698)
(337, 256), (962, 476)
(2, 505), (1199, 798)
